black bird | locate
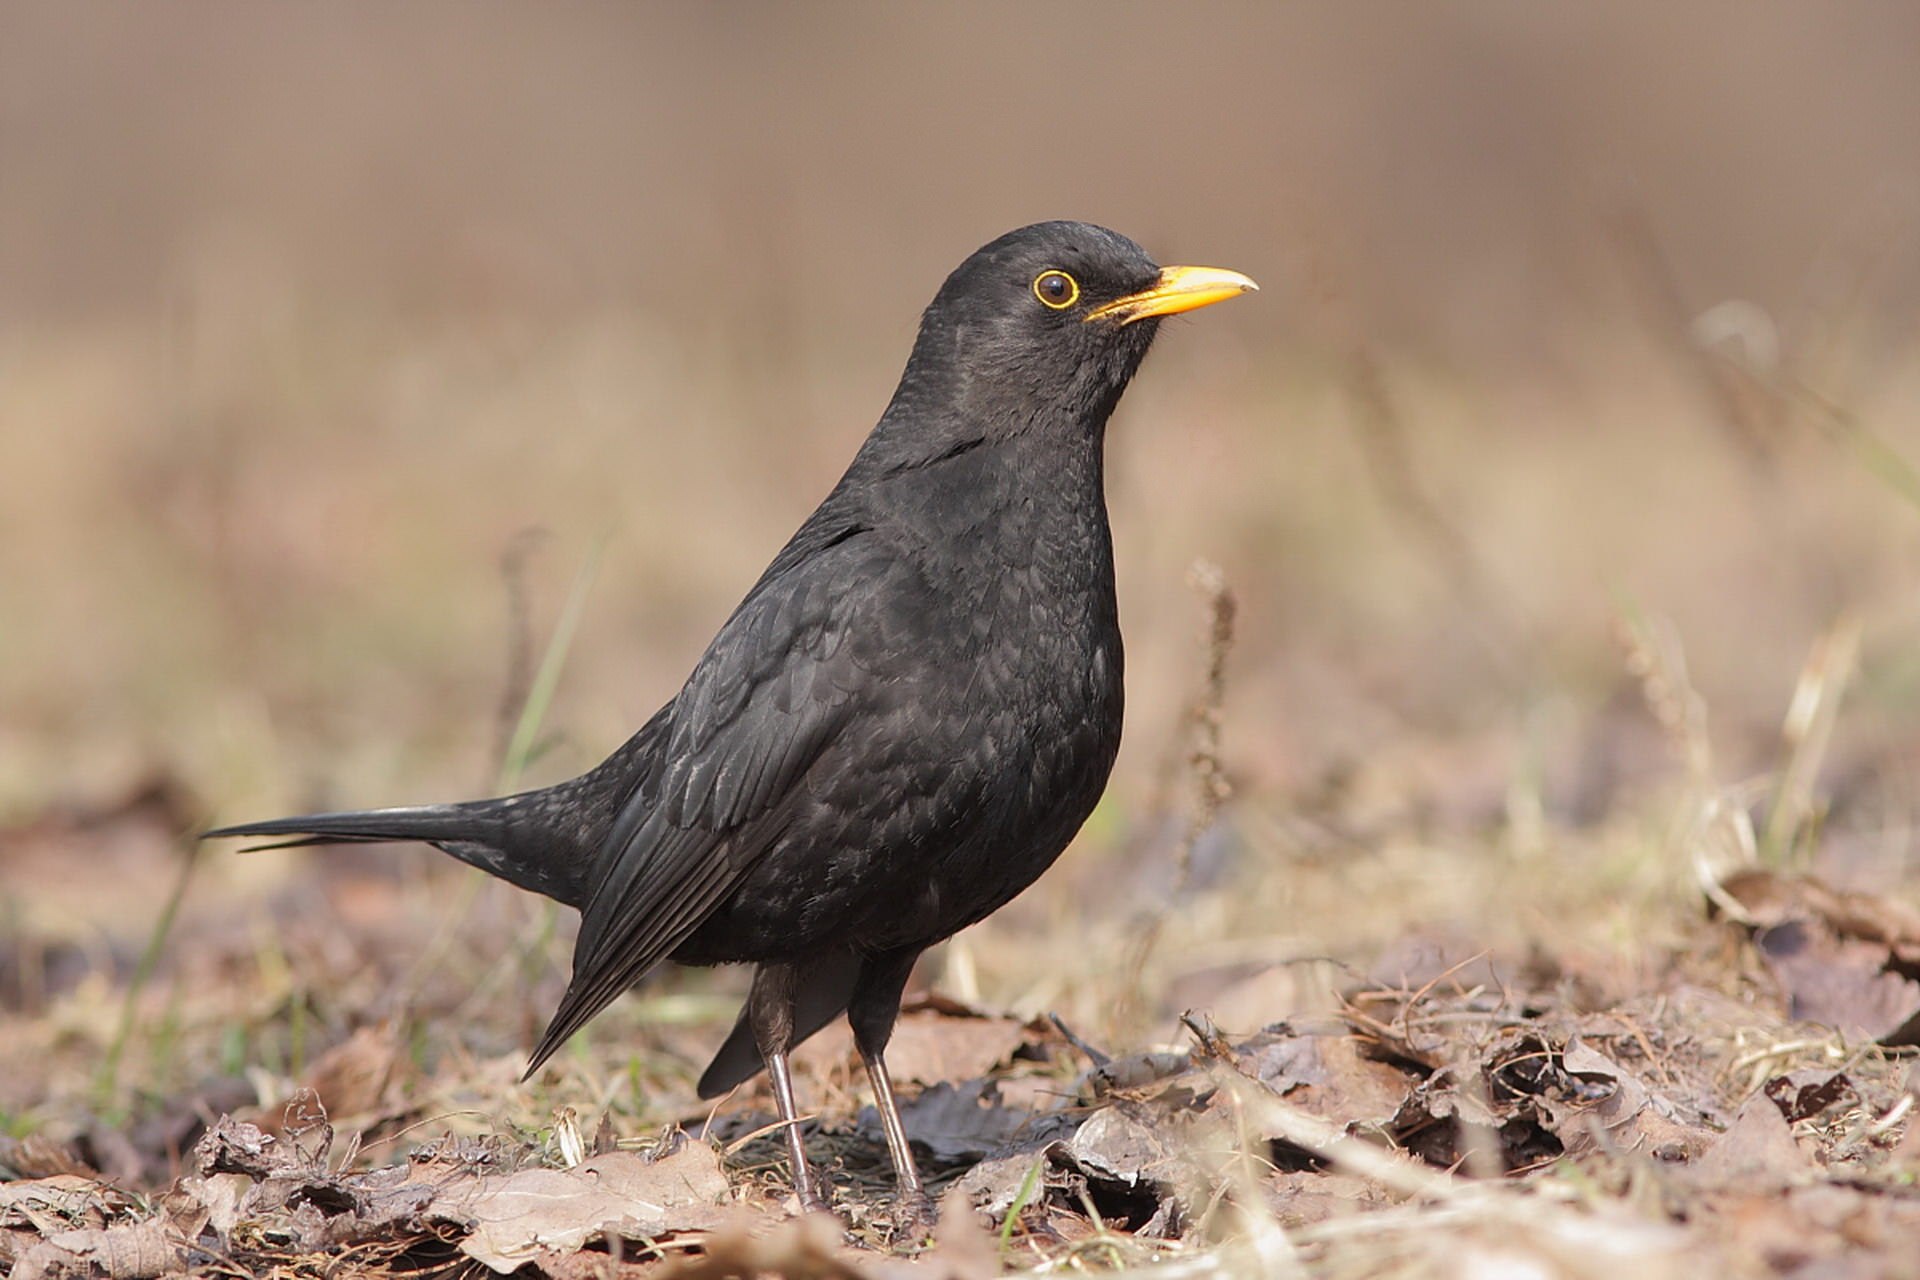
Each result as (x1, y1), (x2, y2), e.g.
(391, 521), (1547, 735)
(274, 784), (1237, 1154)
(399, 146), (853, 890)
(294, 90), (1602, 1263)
(207, 222), (1255, 1221)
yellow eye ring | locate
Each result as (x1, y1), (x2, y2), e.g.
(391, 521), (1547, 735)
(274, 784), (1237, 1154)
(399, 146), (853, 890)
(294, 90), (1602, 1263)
(1033, 270), (1079, 310)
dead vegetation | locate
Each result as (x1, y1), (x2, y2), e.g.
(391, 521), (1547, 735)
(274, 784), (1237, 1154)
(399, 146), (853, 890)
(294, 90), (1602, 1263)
(8, 491), (1920, 1276)
(6, 14), (1920, 1269)
(8, 872), (1920, 1278)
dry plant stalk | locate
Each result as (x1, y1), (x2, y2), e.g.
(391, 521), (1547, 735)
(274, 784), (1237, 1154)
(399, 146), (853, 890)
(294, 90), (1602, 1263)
(1116, 560), (1240, 1028)
(1613, 601), (1763, 919)
(1620, 594), (1865, 927)
(1764, 613), (1861, 864)
(1172, 559), (1237, 895)
(1614, 605), (1712, 788)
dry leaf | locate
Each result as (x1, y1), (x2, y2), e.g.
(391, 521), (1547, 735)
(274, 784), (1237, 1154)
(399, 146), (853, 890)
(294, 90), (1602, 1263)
(1721, 870), (1920, 1043)
(1754, 921), (1920, 1043)
(856, 1078), (1053, 1164)
(1234, 1026), (1415, 1132)
(296, 1022), (402, 1124)
(178, 1115), (734, 1273)
(867, 1009), (1033, 1088)
(1763, 1070), (1857, 1124)
(1687, 1096), (1814, 1189)
(1547, 1039), (1707, 1160)
(1263, 1171), (1390, 1227)
(0, 1175), (122, 1234)
(0, 1135), (97, 1181)
(952, 1143), (1065, 1221)
(445, 1146), (732, 1273)
(11, 1216), (184, 1280)
(654, 1212), (861, 1279)
(1065, 1104), (1189, 1193)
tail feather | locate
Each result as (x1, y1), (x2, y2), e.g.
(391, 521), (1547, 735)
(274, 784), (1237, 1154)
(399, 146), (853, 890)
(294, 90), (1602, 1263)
(205, 804), (496, 846)
(204, 800), (592, 909)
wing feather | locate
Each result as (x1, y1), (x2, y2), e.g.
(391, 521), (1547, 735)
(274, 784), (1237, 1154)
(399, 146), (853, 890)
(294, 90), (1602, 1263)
(525, 530), (901, 1072)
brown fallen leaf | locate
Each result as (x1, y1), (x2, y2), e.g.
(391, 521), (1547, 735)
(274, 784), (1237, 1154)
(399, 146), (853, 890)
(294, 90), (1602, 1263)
(1388, 1061), (1547, 1172)
(179, 1115), (735, 1273)
(1231, 1024), (1415, 1133)
(0, 1135), (97, 1181)
(1547, 1039), (1710, 1162)
(1721, 868), (1920, 949)
(1763, 1070), (1858, 1124)
(1262, 1170), (1390, 1227)
(0, 1175), (131, 1236)
(445, 1145), (734, 1273)
(1686, 1096), (1815, 1189)
(1754, 920), (1920, 1043)
(295, 1022), (404, 1126)
(1359, 1028), (1718, 1172)
(11, 1216), (184, 1280)
(1065, 1104), (1186, 1191)
(0, 1228), (31, 1270)
(855, 1078), (1058, 1165)
(1720, 869), (1920, 1043)
(653, 1211), (863, 1279)
(951, 1142), (1067, 1222)
(862, 1007), (1034, 1089)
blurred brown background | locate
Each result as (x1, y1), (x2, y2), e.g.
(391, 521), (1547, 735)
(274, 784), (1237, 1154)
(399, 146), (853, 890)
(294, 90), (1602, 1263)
(4, 3), (1919, 975)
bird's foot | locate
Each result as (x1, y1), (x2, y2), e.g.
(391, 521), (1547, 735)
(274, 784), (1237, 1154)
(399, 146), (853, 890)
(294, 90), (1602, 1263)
(889, 1189), (939, 1244)
(792, 1187), (835, 1219)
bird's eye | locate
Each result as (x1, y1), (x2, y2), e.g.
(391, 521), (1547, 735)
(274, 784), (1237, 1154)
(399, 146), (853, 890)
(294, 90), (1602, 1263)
(1032, 270), (1079, 310)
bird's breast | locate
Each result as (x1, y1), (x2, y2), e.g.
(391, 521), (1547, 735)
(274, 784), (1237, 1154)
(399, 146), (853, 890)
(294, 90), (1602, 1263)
(681, 446), (1127, 961)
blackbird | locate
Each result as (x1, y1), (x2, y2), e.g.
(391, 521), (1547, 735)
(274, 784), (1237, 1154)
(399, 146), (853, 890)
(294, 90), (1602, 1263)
(207, 221), (1255, 1220)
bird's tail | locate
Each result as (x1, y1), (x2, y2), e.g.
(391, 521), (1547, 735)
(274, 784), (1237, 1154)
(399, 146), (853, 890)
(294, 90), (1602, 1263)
(203, 797), (592, 909)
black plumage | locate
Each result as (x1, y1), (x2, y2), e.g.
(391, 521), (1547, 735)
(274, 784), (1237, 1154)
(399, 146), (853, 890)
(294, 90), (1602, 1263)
(207, 221), (1255, 1222)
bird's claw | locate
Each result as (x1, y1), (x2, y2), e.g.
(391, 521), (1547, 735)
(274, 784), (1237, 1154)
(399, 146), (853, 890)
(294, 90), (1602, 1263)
(793, 1189), (835, 1218)
(890, 1190), (939, 1243)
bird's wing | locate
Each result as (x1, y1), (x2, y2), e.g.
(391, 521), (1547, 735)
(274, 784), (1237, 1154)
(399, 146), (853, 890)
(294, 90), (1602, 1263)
(525, 526), (900, 1072)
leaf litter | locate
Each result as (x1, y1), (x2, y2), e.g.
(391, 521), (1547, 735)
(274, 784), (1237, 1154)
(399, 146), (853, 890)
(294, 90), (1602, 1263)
(11, 813), (1920, 1278)
(10, 616), (1920, 1276)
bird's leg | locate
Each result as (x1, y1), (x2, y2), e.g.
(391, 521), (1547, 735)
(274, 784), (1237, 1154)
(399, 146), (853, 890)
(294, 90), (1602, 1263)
(749, 962), (829, 1214)
(849, 950), (935, 1235)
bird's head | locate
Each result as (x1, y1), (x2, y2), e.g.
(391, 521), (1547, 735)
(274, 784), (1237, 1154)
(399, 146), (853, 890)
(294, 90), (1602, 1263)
(873, 221), (1256, 460)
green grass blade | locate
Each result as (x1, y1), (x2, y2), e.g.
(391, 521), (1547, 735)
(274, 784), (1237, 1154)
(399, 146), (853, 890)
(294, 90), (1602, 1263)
(498, 540), (605, 793)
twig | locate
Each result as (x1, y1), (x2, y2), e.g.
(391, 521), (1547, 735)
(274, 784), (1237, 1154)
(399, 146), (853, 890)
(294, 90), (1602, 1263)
(1049, 1013), (1112, 1068)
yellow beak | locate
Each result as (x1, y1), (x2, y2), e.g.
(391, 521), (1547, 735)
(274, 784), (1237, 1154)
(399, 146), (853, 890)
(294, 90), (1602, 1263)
(1084, 264), (1259, 325)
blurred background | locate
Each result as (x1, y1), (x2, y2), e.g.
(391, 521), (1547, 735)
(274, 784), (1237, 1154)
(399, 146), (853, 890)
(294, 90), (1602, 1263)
(4, 2), (1919, 1146)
